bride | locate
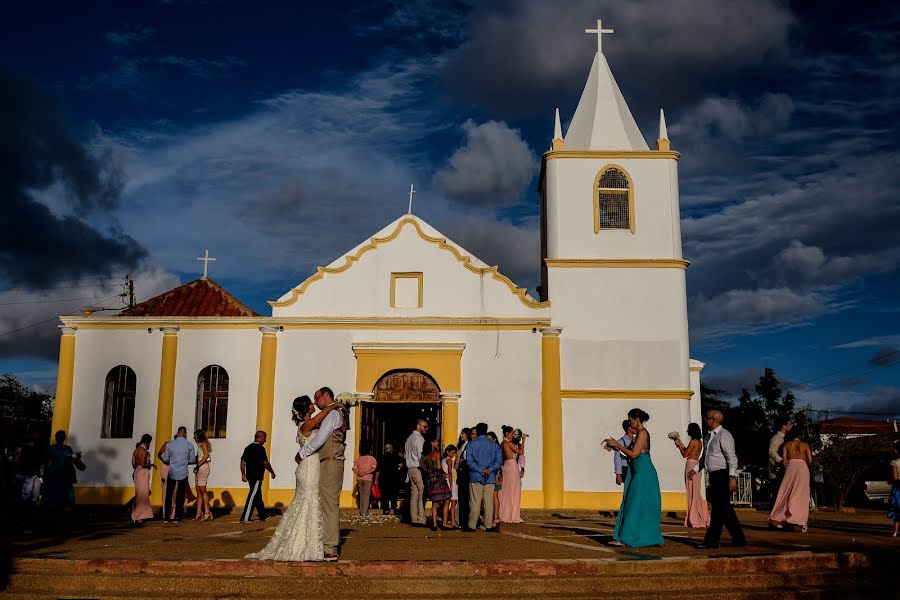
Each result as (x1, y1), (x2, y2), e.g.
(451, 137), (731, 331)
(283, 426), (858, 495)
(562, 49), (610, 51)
(246, 395), (337, 561)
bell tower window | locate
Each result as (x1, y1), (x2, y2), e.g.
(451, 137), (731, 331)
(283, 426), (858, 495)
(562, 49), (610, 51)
(594, 166), (634, 233)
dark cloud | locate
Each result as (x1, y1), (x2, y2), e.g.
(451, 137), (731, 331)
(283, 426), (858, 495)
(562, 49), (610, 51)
(0, 70), (146, 287)
(438, 214), (540, 291)
(840, 386), (900, 417)
(433, 120), (536, 206)
(869, 347), (899, 367)
(441, 0), (793, 116)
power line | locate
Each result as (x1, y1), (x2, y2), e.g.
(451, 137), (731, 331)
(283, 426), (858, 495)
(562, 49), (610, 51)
(0, 295), (119, 307)
(0, 294), (121, 337)
(0, 278), (125, 294)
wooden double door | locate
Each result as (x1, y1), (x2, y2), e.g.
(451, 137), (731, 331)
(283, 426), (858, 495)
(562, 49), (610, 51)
(360, 371), (442, 459)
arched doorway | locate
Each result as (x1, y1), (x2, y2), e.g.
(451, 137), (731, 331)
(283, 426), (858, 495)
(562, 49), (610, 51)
(360, 370), (442, 458)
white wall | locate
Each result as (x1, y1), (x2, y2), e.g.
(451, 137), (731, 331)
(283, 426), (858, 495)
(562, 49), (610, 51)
(562, 397), (688, 493)
(545, 157), (682, 260)
(68, 328), (162, 487)
(171, 328), (262, 490)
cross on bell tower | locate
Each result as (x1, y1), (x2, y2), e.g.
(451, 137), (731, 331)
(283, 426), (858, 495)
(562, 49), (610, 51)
(585, 19), (614, 54)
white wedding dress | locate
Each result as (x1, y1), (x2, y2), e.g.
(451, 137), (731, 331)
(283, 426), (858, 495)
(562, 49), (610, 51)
(246, 428), (324, 561)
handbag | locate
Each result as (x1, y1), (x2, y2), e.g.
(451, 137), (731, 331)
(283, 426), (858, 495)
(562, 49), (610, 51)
(371, 481), (382, 500)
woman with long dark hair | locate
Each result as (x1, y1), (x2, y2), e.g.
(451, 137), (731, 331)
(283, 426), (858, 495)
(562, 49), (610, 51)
(193, 429), (212, 521)
(604, 409), (664, 547)
(673, 423), (709, 528)
(246, 395), (337, 561)
(130, 434), (155, 523)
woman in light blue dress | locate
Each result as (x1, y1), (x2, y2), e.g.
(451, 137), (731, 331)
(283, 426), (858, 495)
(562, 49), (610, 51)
(604, 408), (664, 547)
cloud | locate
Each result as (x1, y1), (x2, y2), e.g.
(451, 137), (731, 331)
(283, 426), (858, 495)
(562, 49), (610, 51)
(437, 214), (540, 289)
(868, 347), (899, 367)
(670, 94), (793, 142)
(833, 335), (900, 350)
(0, 70), (147, 287)
(0, 264), (180, 360)
(433, 120), (536, 206)
(442, 0), (793, 115)
(105, 26), (155, 48)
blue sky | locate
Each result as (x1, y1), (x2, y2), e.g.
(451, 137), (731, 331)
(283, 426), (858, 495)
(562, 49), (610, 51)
(1, 1), (897, 418)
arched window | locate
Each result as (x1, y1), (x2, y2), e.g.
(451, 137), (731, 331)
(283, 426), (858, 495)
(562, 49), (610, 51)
(594, 166), (634, 233)
(102, 365), (136, 438)
(196, 365), (228, 438)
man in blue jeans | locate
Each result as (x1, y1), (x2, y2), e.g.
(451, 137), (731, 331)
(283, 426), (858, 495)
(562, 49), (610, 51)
(162, 426), (197, 523)
(464, 422), (502, 532)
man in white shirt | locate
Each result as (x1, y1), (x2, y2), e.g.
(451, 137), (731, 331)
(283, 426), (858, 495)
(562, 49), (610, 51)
(404, 418), (428, 526)
(768, 417), (792, 505)
(690, 410), (746, 549)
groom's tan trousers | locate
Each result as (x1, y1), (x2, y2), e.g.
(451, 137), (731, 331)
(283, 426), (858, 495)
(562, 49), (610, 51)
(320, 457), (345, 555)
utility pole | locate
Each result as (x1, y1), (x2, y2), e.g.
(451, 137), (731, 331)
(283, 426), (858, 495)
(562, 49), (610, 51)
(121, 273), (135, 309)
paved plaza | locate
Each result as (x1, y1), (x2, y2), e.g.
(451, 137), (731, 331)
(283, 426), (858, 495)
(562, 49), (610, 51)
(2, 506), (898, 598)
(6, 506), (899, 561)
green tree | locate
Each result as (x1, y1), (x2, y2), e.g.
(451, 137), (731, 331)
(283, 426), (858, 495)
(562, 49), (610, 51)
(0, 373), (54, 440)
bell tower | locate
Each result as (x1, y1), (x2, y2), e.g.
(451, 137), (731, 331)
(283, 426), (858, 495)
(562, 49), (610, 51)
(539, 20), (691, 396)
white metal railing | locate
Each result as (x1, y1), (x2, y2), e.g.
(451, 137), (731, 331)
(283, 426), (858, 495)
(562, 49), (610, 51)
(731, 469), (752, 505)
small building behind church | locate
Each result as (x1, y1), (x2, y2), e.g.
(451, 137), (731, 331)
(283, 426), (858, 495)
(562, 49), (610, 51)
(51, 28), (704, 510)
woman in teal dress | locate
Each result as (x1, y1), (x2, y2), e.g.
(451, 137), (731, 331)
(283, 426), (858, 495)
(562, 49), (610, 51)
(604, 408), (664, 547)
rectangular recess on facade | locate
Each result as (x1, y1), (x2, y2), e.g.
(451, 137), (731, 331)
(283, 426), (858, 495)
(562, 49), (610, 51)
(390, 272), (423, 308)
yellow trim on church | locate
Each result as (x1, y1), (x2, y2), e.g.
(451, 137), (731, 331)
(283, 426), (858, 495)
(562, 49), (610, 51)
(389, 272), (424, 308)
(74, 486), (687, 511)
(151, 327), (179, 506)
(593, 164), (636, 234)
(255, 327), (278, 503)
(562, 389), (693, 400)
(544, 149), (680, 161)
(268, 217), (549, 310)
(545, 258), (689, 269)
(352, 344), (463, 394)
(49, 327), (77, 441)
(62, 316), (551, 330)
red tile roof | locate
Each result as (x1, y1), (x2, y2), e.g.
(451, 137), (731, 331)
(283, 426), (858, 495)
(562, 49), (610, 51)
(819, 417), (898, 435)
(118, 278), (259, 317)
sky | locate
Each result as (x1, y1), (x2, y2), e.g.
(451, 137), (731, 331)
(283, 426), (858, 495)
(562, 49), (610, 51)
(0, 0), (897, 419)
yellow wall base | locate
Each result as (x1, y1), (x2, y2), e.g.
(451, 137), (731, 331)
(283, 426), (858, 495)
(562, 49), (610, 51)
(76, 486), (687, 512)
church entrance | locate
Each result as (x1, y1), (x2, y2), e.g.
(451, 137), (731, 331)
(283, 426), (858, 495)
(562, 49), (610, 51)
(360, 370), (442, 456)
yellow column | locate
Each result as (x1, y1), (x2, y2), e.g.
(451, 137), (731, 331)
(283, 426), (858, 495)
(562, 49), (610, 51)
(255, 326), (279, 504)
(49, 326), (77, 441)
(441, 393), (460, 451)
(540, 327), (564, 508)
(151, 326), (179, 506)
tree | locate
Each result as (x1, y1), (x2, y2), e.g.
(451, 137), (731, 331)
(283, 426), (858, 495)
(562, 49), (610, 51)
(0, 373), (54, 441)
(817, 432), (893, 510)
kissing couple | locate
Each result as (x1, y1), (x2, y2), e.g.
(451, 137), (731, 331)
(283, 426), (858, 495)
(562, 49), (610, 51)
(246, 387), (348, 562)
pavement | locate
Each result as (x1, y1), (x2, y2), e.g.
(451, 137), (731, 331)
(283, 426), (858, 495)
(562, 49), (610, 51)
(5, 505), (898, 562)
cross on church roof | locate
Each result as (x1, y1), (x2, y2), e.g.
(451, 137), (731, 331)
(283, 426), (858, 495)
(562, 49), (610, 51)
(407, 184), (416, 215)
(196, 249), (217, 279)
(585, 19), (614, 54)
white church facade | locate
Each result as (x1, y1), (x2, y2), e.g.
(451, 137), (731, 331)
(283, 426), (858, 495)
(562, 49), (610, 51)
(50, 27), (704, 511)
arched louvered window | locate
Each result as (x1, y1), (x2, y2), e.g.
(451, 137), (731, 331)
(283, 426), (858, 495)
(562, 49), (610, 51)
(196, 365), (228, 438)
(102, 365), (136, 438)
(594, 166), (634, 233)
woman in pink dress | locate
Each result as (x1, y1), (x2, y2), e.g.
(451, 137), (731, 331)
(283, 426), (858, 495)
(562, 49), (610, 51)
(769, 429), (812, 532)
(498, 425), (524, 524)
(131, 434), (155, 523)
(673, 423), (709, 528)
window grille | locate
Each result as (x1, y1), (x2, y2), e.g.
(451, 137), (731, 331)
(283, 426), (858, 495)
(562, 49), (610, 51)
(196, 365), (229, 438)
(597, 168), (630, 230)
(102, 365), (136, 438)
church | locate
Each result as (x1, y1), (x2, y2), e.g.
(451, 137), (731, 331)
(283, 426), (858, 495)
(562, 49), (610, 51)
(50, 24), (704, 511)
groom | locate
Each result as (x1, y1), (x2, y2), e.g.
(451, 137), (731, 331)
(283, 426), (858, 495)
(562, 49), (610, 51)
(296, 386), (347, 561)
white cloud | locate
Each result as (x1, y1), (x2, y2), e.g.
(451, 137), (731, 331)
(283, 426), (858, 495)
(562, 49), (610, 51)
(433, 120), (536, 206)
(833, 335), (900, 350)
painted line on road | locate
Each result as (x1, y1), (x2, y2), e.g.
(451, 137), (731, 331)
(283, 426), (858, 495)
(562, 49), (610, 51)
(500, 530), (617, 553)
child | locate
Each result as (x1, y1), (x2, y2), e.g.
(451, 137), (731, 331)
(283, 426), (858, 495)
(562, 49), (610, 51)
(17, 468), (41, 534)
(441, 445), (458, 528)
(352, 442), (378, 516)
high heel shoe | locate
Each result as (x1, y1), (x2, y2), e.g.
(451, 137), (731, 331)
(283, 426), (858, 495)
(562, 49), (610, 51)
(194, 512), (203, 520)
(203, 512), (213, 521)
